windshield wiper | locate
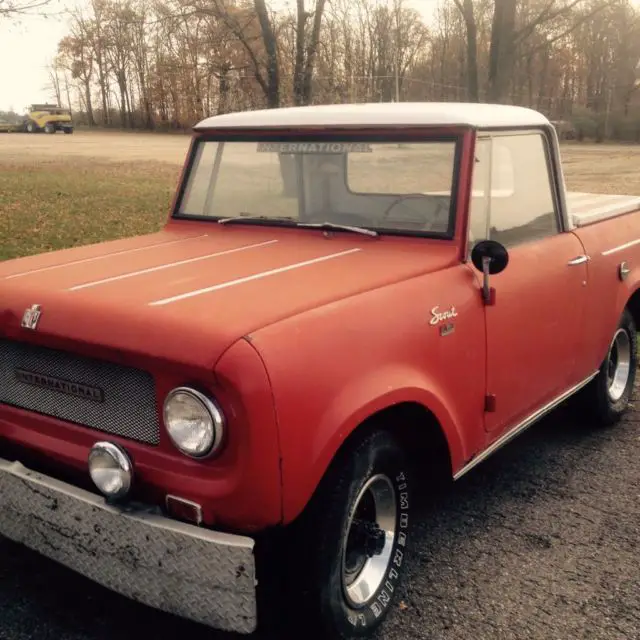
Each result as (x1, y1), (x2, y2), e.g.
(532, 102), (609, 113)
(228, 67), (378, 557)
(296, 221), (378, 237)
(218, 215), (378, 237)
(217, 215), (295, 225)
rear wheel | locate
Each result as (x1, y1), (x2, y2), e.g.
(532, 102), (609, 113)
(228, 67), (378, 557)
(577, 308), (637, 426)
(44, 122), (55, 134)
(26, 121), (37, 133)
(269, 429), (412, 639)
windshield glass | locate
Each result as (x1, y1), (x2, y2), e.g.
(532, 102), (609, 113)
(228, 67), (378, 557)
(177, 138), (459, 236)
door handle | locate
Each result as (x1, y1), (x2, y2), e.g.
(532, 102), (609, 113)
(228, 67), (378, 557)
(567, 255), (590, 266)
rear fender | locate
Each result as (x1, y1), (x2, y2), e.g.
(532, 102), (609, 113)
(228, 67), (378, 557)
(600, 264), (640, 364)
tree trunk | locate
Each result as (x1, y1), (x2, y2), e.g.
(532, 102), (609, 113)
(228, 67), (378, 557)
(537, 46), (550, 112)
(488, 0), (517, 102)
(218, 70), (230, 114)
(117, 71), (128, 127)
(293, 0), (307, 105)
(254, 0), (280, 108)
(50, 70), (62, 106)
(84, 81), (95, 126)
(94, 46), (109, 125)
(454, 0), (479, 102)
(125, 84), (134, 128)
(301, 0), (327, 104)
(64, 75), (73, 116)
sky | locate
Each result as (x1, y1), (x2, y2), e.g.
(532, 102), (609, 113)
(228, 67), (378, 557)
(0, 0), (78, 112)
(0, 0), (438, 113)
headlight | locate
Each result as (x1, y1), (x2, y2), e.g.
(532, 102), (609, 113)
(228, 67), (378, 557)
(163, 387), (225, 458)
(88, 442), (133, 500)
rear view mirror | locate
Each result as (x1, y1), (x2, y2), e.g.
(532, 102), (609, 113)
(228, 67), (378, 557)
(470, 240), (509, 305)
(471, 240), (509, 274)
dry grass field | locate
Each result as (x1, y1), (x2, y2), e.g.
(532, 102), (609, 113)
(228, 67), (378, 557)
(0, 134), (182, 261)
(2, 130), (640, 262)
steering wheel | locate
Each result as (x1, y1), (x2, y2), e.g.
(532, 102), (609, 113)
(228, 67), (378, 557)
(381, 194), (423, 220)
(307, 211), (373, 226)
(381, 195), (449, 231)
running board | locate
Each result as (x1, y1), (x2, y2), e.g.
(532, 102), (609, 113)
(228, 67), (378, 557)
(453, 371), (599, 481)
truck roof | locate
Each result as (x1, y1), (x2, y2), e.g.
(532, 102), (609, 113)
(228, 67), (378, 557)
(194, 102), (551, 131)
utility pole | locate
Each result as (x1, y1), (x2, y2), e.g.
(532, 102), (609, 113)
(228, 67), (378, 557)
(604, 85), (612, 140)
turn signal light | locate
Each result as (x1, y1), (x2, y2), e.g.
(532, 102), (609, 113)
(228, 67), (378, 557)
(166, 495), (203, 525)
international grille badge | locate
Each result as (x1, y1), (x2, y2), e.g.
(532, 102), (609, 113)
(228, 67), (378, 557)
(21, 304), (42, 330)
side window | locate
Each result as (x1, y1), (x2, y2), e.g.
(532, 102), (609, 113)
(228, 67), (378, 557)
(489, 133), (558, 248)
(468, 132), (558, 252)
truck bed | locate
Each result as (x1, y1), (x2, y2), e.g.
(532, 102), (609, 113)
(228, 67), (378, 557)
(567, 191), (640, 227)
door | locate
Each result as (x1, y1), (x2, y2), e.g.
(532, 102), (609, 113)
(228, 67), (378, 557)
(469, 131), (589, 435)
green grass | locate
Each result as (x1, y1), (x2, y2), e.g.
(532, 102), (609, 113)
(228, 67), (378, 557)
(0, 158), (181, 261)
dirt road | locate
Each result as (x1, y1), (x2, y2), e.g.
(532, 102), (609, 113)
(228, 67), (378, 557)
(0, 131), (191, 165)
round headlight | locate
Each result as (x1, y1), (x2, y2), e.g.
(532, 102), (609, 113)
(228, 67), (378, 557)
(163, 387), (225, 458)
(88, 442), (133, 500)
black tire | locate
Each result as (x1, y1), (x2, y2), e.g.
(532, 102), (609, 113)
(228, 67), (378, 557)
(266, 429), (412, 639)
(64, 128), (73, 134)
(44, 123), (55, 134)
(577, 308), (637, 426)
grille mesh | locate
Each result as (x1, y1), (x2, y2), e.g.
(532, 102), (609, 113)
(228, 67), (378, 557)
(0, 339), (160, 445)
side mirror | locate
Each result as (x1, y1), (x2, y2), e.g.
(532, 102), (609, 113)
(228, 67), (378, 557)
(470, 240), (509, 305)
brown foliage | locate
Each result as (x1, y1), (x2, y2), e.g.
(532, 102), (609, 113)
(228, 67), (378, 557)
(48, 0), (640, 140)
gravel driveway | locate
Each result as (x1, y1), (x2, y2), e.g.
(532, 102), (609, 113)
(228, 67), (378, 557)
(1, 402), (638, 640)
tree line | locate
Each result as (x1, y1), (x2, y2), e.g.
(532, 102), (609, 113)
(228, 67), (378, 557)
(43, 0), (640, 140)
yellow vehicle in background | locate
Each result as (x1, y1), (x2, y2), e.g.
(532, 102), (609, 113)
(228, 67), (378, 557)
(22, 104), (74, 134)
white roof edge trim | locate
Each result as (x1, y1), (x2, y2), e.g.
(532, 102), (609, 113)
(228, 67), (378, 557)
(194, 102), (551, 131)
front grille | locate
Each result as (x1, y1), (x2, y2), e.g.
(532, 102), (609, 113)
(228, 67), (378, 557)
(0, 339), (160, 445)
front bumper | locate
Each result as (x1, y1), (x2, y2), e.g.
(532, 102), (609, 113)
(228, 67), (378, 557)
(0, 456), (257, 633)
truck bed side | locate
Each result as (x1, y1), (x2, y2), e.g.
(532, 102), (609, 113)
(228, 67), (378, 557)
(568, 191), (640, 227)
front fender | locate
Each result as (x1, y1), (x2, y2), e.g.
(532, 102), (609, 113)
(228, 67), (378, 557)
(245, 262), (487, 527)
(279, 363), (472, 524)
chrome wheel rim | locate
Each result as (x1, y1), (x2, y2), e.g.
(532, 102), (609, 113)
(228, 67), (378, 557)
(341, 474), (397, 608)
(607, 328), (631, 402)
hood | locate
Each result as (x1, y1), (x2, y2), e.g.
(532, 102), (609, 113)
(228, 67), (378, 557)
(0, 223), (458, 370)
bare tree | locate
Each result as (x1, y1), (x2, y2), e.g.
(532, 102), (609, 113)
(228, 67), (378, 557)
(292, 0), (327, 105)
(58, 33), (96, 125)
(0, 0), (52, 18)
(48, 0), (640, 140)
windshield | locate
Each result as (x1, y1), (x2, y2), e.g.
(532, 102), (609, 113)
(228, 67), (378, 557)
(177, 137), (459, 236)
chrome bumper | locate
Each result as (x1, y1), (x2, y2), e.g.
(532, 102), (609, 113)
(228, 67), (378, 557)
(0, 457), (257, 633)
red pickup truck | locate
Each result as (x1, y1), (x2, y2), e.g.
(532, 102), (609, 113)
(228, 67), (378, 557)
(1, 102), (639, 639)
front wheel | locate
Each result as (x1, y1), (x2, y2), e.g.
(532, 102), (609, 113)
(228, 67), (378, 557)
(286, 430), (412, 639)
(578, 308), (637, 426)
